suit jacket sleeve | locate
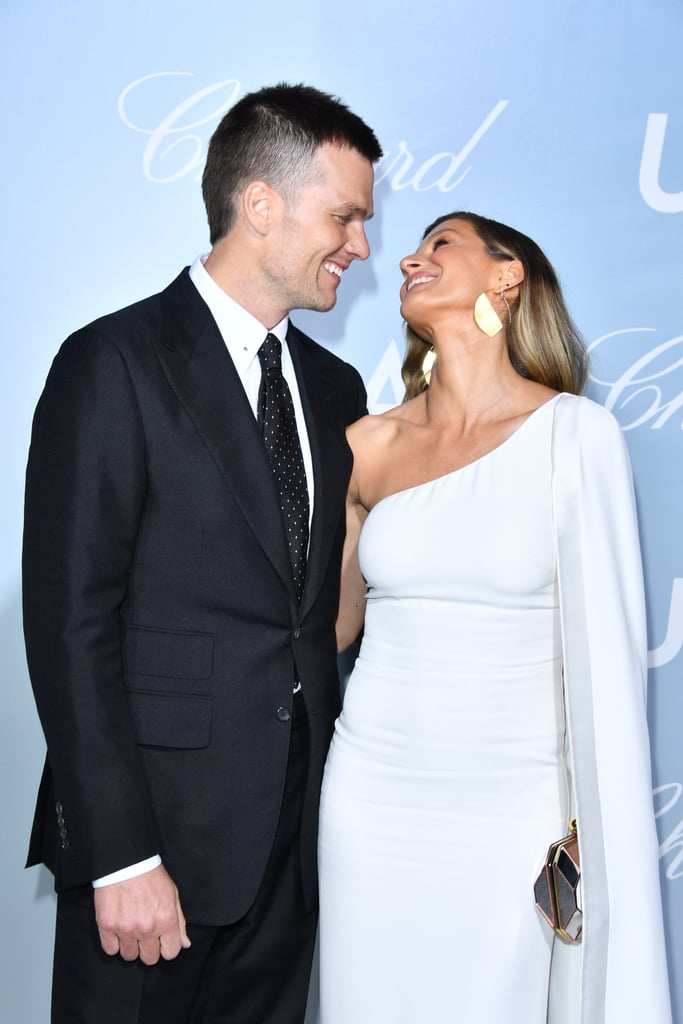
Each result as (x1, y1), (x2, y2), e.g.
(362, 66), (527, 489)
(550, 394), (672, 1023)
(23, 329), (160, 885)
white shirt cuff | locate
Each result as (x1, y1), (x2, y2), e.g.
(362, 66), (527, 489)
(92, 854), (162, 888)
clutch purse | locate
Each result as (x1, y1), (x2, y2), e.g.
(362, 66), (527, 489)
(533, 819), (582, 943)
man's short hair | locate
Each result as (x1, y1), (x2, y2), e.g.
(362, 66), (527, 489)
(202, 82), (383, 244)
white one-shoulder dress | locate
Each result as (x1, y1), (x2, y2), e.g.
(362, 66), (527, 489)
(318, 396), (568, 1023)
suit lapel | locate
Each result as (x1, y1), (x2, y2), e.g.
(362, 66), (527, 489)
(287, 325), (353, 618)
(153, 271), (295, 596)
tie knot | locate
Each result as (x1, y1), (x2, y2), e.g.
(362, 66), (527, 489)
(258, 333), (283, 372)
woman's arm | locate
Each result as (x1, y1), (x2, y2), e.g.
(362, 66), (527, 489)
(335, 480), (369, 653)
(335, 418), (372, 652)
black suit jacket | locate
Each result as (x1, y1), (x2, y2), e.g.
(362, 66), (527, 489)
(23, 269), (366, 925)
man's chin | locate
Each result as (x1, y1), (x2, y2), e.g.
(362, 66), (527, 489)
(308, 293), (337, 313)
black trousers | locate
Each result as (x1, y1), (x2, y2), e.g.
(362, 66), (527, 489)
(51, 700), (317, 1024)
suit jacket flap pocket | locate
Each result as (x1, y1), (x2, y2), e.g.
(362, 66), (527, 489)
(124, 627), (214, 679)
(127, 690), (212, 749)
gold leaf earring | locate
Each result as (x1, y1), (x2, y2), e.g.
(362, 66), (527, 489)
(500, 285), (512, 325)
(473, 292), (503, 337)
(422, 347), (436, 385)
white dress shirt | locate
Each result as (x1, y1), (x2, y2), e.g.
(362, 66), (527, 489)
(93, 258), (314, 888)
(188, 255), (314, 517)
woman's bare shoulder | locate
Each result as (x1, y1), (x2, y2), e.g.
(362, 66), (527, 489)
(348, 397), (423, 448)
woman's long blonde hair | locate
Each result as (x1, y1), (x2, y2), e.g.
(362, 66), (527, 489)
(402, 212), (589, 401)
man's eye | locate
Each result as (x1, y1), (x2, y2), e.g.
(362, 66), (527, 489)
(334, 214), (352, 225)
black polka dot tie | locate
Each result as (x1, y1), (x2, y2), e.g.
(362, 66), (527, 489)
(257, 333), (310, 601)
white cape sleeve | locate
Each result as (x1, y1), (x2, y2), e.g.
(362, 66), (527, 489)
(550, 394), (671, 1023)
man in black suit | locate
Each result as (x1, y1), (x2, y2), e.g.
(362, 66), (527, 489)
(22, 82), (382, 1023)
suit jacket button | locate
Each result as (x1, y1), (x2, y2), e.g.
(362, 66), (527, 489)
(293, 628), (301, 640)
(276, 706), (291, 722)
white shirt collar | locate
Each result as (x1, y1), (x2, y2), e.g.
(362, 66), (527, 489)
(188, 255), (289, 377)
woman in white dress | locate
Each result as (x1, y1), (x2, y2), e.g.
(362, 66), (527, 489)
(317, 212), (671, 1023)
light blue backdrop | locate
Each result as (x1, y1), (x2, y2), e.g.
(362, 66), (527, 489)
(3, 1), (682, 1020)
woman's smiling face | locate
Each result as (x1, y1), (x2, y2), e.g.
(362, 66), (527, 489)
(399, 219), (504, 335)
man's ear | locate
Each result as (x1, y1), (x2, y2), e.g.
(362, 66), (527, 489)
(242, 180), (279, 236)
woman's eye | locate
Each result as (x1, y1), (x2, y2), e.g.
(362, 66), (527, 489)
(432, 237), (448, 250)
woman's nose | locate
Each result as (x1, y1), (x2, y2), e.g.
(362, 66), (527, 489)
(399, 253), (421, 276)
